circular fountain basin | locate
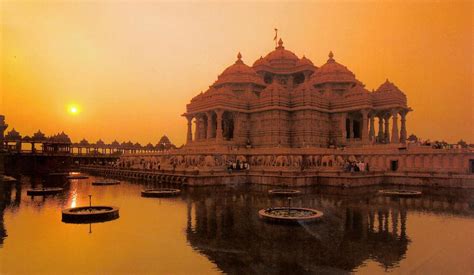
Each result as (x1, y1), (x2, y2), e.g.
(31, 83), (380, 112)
(141, 188), (181, 198)
(92, 179), (120, 186)
(268, 189), (301, 196)
(62, 206), (119, 223)
(259, 207), (324, 224)
(27, 187), (63, 196)
(378, 189), (422, 197)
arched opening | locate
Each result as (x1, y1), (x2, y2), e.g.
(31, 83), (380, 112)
(264, 74), (273, 84)
(293, 73), (305, 85)
(222, 112), (234, 140)
(345, 112), (363, 140)
(353, 120), (361, 139)
(346, 119), (351, 139)
(210, 112), (217, 138)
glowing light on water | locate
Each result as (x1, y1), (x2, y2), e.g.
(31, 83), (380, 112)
(70, 191), (77, 208)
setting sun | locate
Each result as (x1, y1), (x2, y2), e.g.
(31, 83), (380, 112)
(68, 104), (80, 115)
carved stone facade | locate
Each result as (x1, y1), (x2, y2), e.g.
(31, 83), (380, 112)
(184, 39), (411, 148)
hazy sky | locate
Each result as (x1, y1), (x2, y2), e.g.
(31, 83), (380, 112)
(1, 1), (473, 145)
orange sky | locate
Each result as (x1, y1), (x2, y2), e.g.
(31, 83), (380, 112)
(1, 1), (473, 145)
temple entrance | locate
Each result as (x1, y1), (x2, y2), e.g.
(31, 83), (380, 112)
(470, 160), (474, 174)
(222, 112), (234, 140)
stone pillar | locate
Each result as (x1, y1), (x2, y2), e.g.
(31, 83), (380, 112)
(206, 111), (213, 139)
(233, 112), (240, 141)
(194, 117), (200, 140)
(361, 110), (369, 144)
(377, 116), (384, 142)
(340, 113), (347, 144)
(384, 114), (390, 143)
(349, 119), (354, 139)
(400, 112), (407, 143)
(186, 115), (193, 144)
(216, 110), (224, 141)
(391, 110), (399, 143)
(369, 114), (375, 142)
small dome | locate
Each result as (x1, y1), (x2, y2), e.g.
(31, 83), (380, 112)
(375, 79), (403, 93)
(49, 132), (71, 143)
(5, 128), (21, 140)
(297, 55), (314, 66)
(252, 56), (266, 67)
(79, 138), (89, 145)
(111, 140), (120, 146)
(214, 52), (265, 87)
(312, 51), (357, 85)
(145, 143), (154, 149)
(32, 130), (46, 141)
(158, 135), (171, 145)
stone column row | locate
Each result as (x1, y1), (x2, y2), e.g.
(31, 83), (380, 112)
(341, 109), (408, 145)
(186, 109), (226, 144)
(373, 109), (408, 144)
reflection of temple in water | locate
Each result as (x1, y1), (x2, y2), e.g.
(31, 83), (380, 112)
(184, 187), (474, 273)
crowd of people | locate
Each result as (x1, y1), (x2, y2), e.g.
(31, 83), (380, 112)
(343, 160), (369, 172)
(226, 160), (250, 172)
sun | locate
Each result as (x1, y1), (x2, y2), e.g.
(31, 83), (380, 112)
(67, 104), (81, 115)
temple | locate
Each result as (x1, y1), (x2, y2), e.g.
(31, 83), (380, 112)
(184, 39), (410, 148)
(3, 40), (474, 187)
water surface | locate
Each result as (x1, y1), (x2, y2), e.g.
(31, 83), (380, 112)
(1, 175), (473, 274)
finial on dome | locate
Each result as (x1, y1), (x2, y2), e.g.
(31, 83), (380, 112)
(328, 51), (334, 61)
(237, 52), (242, 60)
(277, 38), (284, 48)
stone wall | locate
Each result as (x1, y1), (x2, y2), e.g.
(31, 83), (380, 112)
(116, 145), (474, 175)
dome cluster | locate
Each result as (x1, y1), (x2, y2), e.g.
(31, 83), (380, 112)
(207, 38), (400, 96)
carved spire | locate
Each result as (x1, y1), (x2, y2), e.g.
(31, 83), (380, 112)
(328, 51), (334, 62)
(277, 38), (284, 49)
(236, 52), (243, 64)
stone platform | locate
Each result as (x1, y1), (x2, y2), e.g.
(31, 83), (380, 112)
(81, 166), (474, 189)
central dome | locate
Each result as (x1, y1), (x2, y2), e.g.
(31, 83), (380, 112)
(253, 38), (300, 70)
